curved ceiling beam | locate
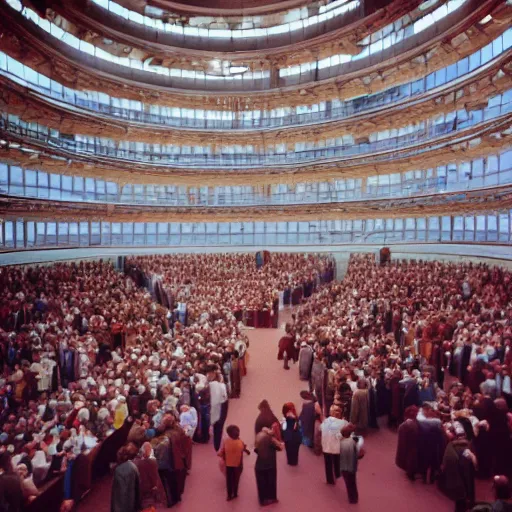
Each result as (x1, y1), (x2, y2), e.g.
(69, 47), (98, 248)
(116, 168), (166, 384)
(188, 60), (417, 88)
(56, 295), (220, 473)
(1, 51), (509, 148)
(52, 0), (420, 67)
(1, 115), (510, 186)
(124, 0), (315, 17)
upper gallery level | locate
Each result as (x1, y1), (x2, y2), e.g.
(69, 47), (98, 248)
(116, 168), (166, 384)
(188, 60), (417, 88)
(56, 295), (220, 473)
(2, 0), (509, 98)
(56, 0), (365, 53)
(1, 44), (509, 149)
(1, 28), (510, 132)
(1, 149), (510, 206)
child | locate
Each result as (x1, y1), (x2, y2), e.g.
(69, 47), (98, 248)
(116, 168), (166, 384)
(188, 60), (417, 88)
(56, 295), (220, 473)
(217, 425), (250, 501)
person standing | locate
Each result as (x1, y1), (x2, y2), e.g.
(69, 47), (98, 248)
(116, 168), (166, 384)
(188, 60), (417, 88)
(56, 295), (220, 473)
(195, 379), (211, 444)
(255, 400), (281, 441)
(111, 444), (141, 512)
(217, 425), (250, 501)
(254, 427), (283, 506)
(210, 373), (229, 452)
(298, 342), (314, 381)
(395, 405), (420, 481)
(277, 324), (297, 370)
(438, 423), (477, 512)
(281, 403), (302, 466)
(321, 405), (347, 484)
(350, 379), (370, 433)
(417, 404), (445, 484)
(134, 442), (166, 509)
(339, 424), (364, 505)
(152, 430), (180, 508)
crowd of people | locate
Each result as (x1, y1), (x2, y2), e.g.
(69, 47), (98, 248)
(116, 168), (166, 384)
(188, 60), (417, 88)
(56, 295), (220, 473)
(0, 258), (252, 510)
(281, 254), (512, 511)
(0, 250), (511, 512)
(0, 252), (334, 511)
(125, 253), (334, 324)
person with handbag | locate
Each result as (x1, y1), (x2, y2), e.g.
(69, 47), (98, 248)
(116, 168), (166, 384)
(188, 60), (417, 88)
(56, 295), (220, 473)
(339, 423), (364, 504)
(217, 425), (250, 501)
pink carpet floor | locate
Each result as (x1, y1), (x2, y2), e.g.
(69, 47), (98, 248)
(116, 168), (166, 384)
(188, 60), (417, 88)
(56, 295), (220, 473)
(78, 309), (492, 512)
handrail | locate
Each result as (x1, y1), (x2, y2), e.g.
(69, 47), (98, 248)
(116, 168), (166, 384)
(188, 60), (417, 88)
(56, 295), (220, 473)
(3, 107), (509, 167)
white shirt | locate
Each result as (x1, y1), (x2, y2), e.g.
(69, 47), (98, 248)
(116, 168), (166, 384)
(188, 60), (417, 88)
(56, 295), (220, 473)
(209, 381), (228, 425)
(320, 417), (348, 454)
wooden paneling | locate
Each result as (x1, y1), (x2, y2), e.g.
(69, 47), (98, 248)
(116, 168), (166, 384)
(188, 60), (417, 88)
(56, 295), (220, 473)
(1, 185), (510, 222)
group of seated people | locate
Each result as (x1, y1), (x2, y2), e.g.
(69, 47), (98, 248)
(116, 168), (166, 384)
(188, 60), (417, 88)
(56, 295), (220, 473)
(125, 253), (334, 324)
(286, 254), (511, 511)
(0, 259), (256, 510)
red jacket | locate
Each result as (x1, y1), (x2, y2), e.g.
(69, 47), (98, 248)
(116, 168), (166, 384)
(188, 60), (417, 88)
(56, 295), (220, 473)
(277, 335), (297, 361)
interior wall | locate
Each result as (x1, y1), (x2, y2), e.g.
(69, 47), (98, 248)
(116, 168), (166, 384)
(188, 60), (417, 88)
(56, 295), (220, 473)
(1, 243), (511, 270)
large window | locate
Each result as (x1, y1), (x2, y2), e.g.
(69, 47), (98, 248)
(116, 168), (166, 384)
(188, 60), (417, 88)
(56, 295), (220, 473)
(0, 150), (509, 206)
(2, 213), (510, 250)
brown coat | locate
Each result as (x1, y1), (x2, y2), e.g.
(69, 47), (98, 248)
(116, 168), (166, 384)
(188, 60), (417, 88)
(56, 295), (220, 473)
(134, 458), (166, 508)
(350, 389), (369, 431)
(395, 419), (419, 474)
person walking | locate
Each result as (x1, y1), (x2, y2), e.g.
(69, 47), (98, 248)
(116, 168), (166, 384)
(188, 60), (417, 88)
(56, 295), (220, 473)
(217, 425), (250, 501)
(321, 405), (347, 484)
(254, 427), (283, 506)
(111, 444), (141, 512)
(281, 403), (302, 466)
(339, 423), (364, 504)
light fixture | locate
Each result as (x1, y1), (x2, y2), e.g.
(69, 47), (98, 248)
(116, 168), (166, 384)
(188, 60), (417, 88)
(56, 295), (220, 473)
(479, 14), (492, 24)
(229, 66), (249, 75)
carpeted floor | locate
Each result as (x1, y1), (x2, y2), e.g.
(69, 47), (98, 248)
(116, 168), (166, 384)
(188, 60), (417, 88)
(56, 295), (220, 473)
(78, 309), (492, 512)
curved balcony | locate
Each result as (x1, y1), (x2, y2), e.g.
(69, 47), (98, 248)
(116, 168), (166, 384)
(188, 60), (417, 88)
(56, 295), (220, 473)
(0, 0), (506, 105)
(1, 32), (509, 133)
(2, 212), (510, 250)
(62, 0), (365, 53)
(1, 150), (510, 207)
(1, 49), (509, 149)
(1, 114), (510, 187)
(1, 96), (510, 168)
(4, 0), (476, 90)
(1, 184), (511, 223)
